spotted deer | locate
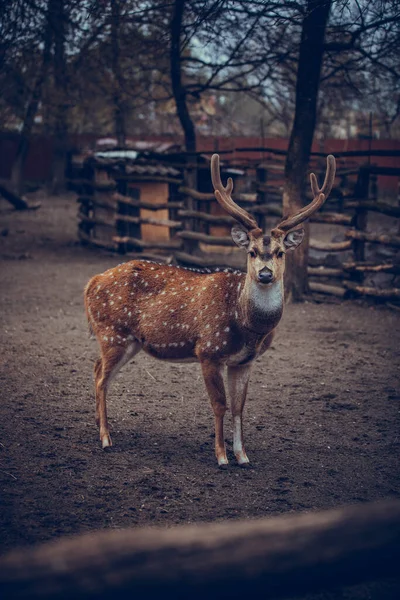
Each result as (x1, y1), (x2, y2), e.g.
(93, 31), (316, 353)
(84, 154), (336, 467)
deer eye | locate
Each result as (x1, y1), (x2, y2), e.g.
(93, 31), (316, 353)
(277, 250), (285, 258)
(249, 249), (257, 258)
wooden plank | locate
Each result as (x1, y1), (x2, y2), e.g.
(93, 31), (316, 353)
(0, 500), (399, 600)
(177, 231), (234, 246)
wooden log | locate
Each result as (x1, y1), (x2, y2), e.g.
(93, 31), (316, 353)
(178, 210), (235, 225)
(346, 230), (400, 248)
(78, 213), (114, 229)
(113, 192), (183, 211)
(309, 281), (347, 297)
(249, 204), (282, 216)
(343, 281), (400, 300)
(115, 214), (182, 228)
(308, 267), (344, 278)
(0, 501), (399, 600)
(342, 262), (400, 275)
(122, 252), (173, 264)
(309, 239), (352, 252)
(114, 174), (183, 184)
(178, 187), (256, 203)
(78, 229), (116, 250)
(175, 251), (241, 269)
(310, 212), (352, 225)
(177, 231), (234, 246)
(344, 201), (400, 218)
(113, 235), (182, 250)
(0, 182), (40, 210)
(78, 197), (116, 211)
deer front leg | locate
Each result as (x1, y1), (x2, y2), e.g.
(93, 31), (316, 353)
(227, 364), (252, 467)
(94, 342), (141, 449)
(200, 361), (228, 468)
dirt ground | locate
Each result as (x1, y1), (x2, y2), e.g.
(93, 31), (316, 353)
(0, 191), (399, 598)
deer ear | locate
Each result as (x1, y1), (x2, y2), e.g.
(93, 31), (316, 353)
(283, 228), (305, 250)
(231, 224), (250, 248)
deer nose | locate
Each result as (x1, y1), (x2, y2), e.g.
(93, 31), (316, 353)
(258, 268), (273, 284)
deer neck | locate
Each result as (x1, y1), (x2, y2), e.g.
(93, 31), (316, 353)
(238, 275), (284, 334)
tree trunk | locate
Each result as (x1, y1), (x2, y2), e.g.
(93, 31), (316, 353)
(10, 2), (53, 195)
(50, 0), (68, 194)
(170, 0), (196, 153)
(283, 0), (332, 302)
(111, 0), (126, 147)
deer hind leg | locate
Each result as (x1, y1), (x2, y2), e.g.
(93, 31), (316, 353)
(227, 364), (252, 467)
(95, 341), (141, 449)
(200, 361), (228, 468)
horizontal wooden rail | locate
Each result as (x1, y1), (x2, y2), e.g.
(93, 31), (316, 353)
(78, 229), (116, 251)
(115, 214), (182, 228)
(114, 174), (183, 184)
(177, 231), (234, 246)
(346, 230), (400, 248)
(309, 282), (347, 297)
(178, 210), (235, 225)
(175, 251), (241, 268)
(342, 262), (400, 274)
(113, 235), (182, 250)
(309, 239), (352, 252)
(113, 192), (183, 211)
(178, 187), (257, 204)
(79, 215), (114, 229)
(308, 267), (345, 278)
(344, 201), (400, 218)
(1, 501), (399, 600)
(344, 281), (400, 300)
(78, 197), (116, 211)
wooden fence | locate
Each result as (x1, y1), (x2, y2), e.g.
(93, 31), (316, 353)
(74, 149), (400, 302)
(1, 500), (399, 599)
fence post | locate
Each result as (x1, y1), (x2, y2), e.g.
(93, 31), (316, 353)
(351, 165), (370, 283)
(256, 163), (268, 231)
(182, 153), (199, 256)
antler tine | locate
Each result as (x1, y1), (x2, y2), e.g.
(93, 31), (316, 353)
(211, 154), (258, 231)
(272, 154), (336, 233)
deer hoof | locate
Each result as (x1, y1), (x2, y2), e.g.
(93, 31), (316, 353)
(101, 434), (112, 449)
(239, 461), (252, 469)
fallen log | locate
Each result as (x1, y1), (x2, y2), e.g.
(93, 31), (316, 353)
(0, 501), (399, 600)
(0, 183), (40, 210)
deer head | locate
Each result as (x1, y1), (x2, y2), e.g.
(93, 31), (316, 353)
(211, 154), (336, 289)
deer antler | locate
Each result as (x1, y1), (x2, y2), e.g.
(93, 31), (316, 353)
(272, 154), (336, 233)
(211, 154), (258, 231)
